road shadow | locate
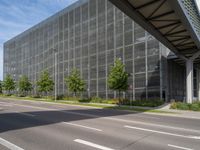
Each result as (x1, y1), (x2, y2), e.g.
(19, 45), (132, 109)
(0, 103), (143, 133)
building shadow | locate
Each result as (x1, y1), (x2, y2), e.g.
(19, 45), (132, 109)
(0, 105), (145, 133)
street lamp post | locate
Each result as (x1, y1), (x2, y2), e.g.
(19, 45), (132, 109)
(130, 73), (133, 108)
(53, 49), (58, 102)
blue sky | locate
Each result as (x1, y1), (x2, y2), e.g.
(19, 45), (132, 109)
(0, 0), (199, 81)
(0, 0), (77, 80)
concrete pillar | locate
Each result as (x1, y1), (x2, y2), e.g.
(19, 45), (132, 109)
(197, 69), (200, 101)
(186, 59), (193, 103)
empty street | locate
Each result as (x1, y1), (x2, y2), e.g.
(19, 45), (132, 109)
(0, 98), (200, 150)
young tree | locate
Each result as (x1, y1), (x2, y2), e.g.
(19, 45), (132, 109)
(108, 58), (129, 104)
(18, 75), (32, 96)
(65, 69), (85, 97)
(0, 80), (3, 94)
(3, 74), (16, 95)
(36, 71), (54, 97)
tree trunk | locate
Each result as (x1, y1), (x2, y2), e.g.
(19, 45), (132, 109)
(118, 90), (121, 106)
(74, 91), (77, 98)
(46, 91), (48, 100)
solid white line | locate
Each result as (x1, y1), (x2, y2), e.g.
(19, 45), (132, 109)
(0, 102), (12, 105)
(168, 144), (193, 150)
(0, 104), (12, 107)
(11, 103), (56, 111)
(74, 139), (115, 150)
(0, 102), (13, 107)
(63, 122), (102, 132)
(0, 137), (24, 150)
(108, 117), (200, 134)
(124, 125), (200, 140)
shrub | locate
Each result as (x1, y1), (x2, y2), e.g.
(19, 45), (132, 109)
(132, 99), (164, 107)
(170, 102), (177, 109)
(121, 99), (130, 105)
(56, 95), (64, 100)
(194, 102), (200, 108)
(64, 96), (80, 101)
(170, 102), (200, 111)
(176, 102), (190, 110)
(79, 98), (91, 103)
(104, 99), (119, 104)
(31, 95), (42, 98)
(190, 103), (200, 111)
(91, 97), (103, 103)
(18, 94), (26, 97)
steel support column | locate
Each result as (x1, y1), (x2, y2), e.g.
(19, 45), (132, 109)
(186, 59), (193, 103)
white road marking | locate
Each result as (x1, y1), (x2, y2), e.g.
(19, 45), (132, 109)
(0, 137), (24, 150)
(63, 122), (102, 132)
(0, 102), (12, 105)
(10, 103), (56, 111)
(124, 125), (200, 140)
(107, 117), (200, 134)
(74, 139), (115, 150)
(0, 104), (12, 107)
(0, 102), (13, 107)
(14, 111), (35, 117)
(168, 144), (193, 150)
(133, 114), (160, 119)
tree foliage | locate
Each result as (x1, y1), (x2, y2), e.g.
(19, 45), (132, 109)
(108, 58), (129, 101)
(0, 80), (3, 94)
(3, 74), (16, 95)
(65, 69), (85, 96)
(37, 71), (54, 95)
(18, 75), (32, 96)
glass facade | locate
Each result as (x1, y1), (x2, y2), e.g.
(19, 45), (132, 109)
(3, 0), (166, 100)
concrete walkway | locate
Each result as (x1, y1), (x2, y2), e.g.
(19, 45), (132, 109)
(61, 100), (200, 119)
(153, 103), (200, 119)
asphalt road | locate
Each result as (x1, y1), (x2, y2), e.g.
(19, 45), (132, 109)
(0, 98), (200, 150)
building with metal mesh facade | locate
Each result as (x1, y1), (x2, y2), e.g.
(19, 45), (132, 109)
(4, 0), (169, 100)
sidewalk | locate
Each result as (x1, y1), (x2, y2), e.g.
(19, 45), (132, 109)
(62, 100), (200, 119)
(151, 103), (200, 119)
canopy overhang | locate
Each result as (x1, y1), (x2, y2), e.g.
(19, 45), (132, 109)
(109, 0), (200, 64)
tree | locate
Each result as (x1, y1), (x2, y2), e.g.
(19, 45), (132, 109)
(18, 75), (32, 96)
(0, 80), (3, 94)
(36, 71), (54, 96)
(65, 69), (85, 97)
(108, 58), (129, 104)
(3, 74), (16, 95)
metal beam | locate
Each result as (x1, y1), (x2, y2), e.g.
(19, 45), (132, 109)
(147, 0), (166, 19)
(168, 0), (200, 49)
(165, 29), (187, 36)
(157, 21), (181, 30)
(136, 0), (160, 10)
(170, 36), (190, 42)
(191, 50), (200, 61)
(148, 11), (175, 20)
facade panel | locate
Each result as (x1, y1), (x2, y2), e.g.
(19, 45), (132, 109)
(3, 0), (165, 100)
